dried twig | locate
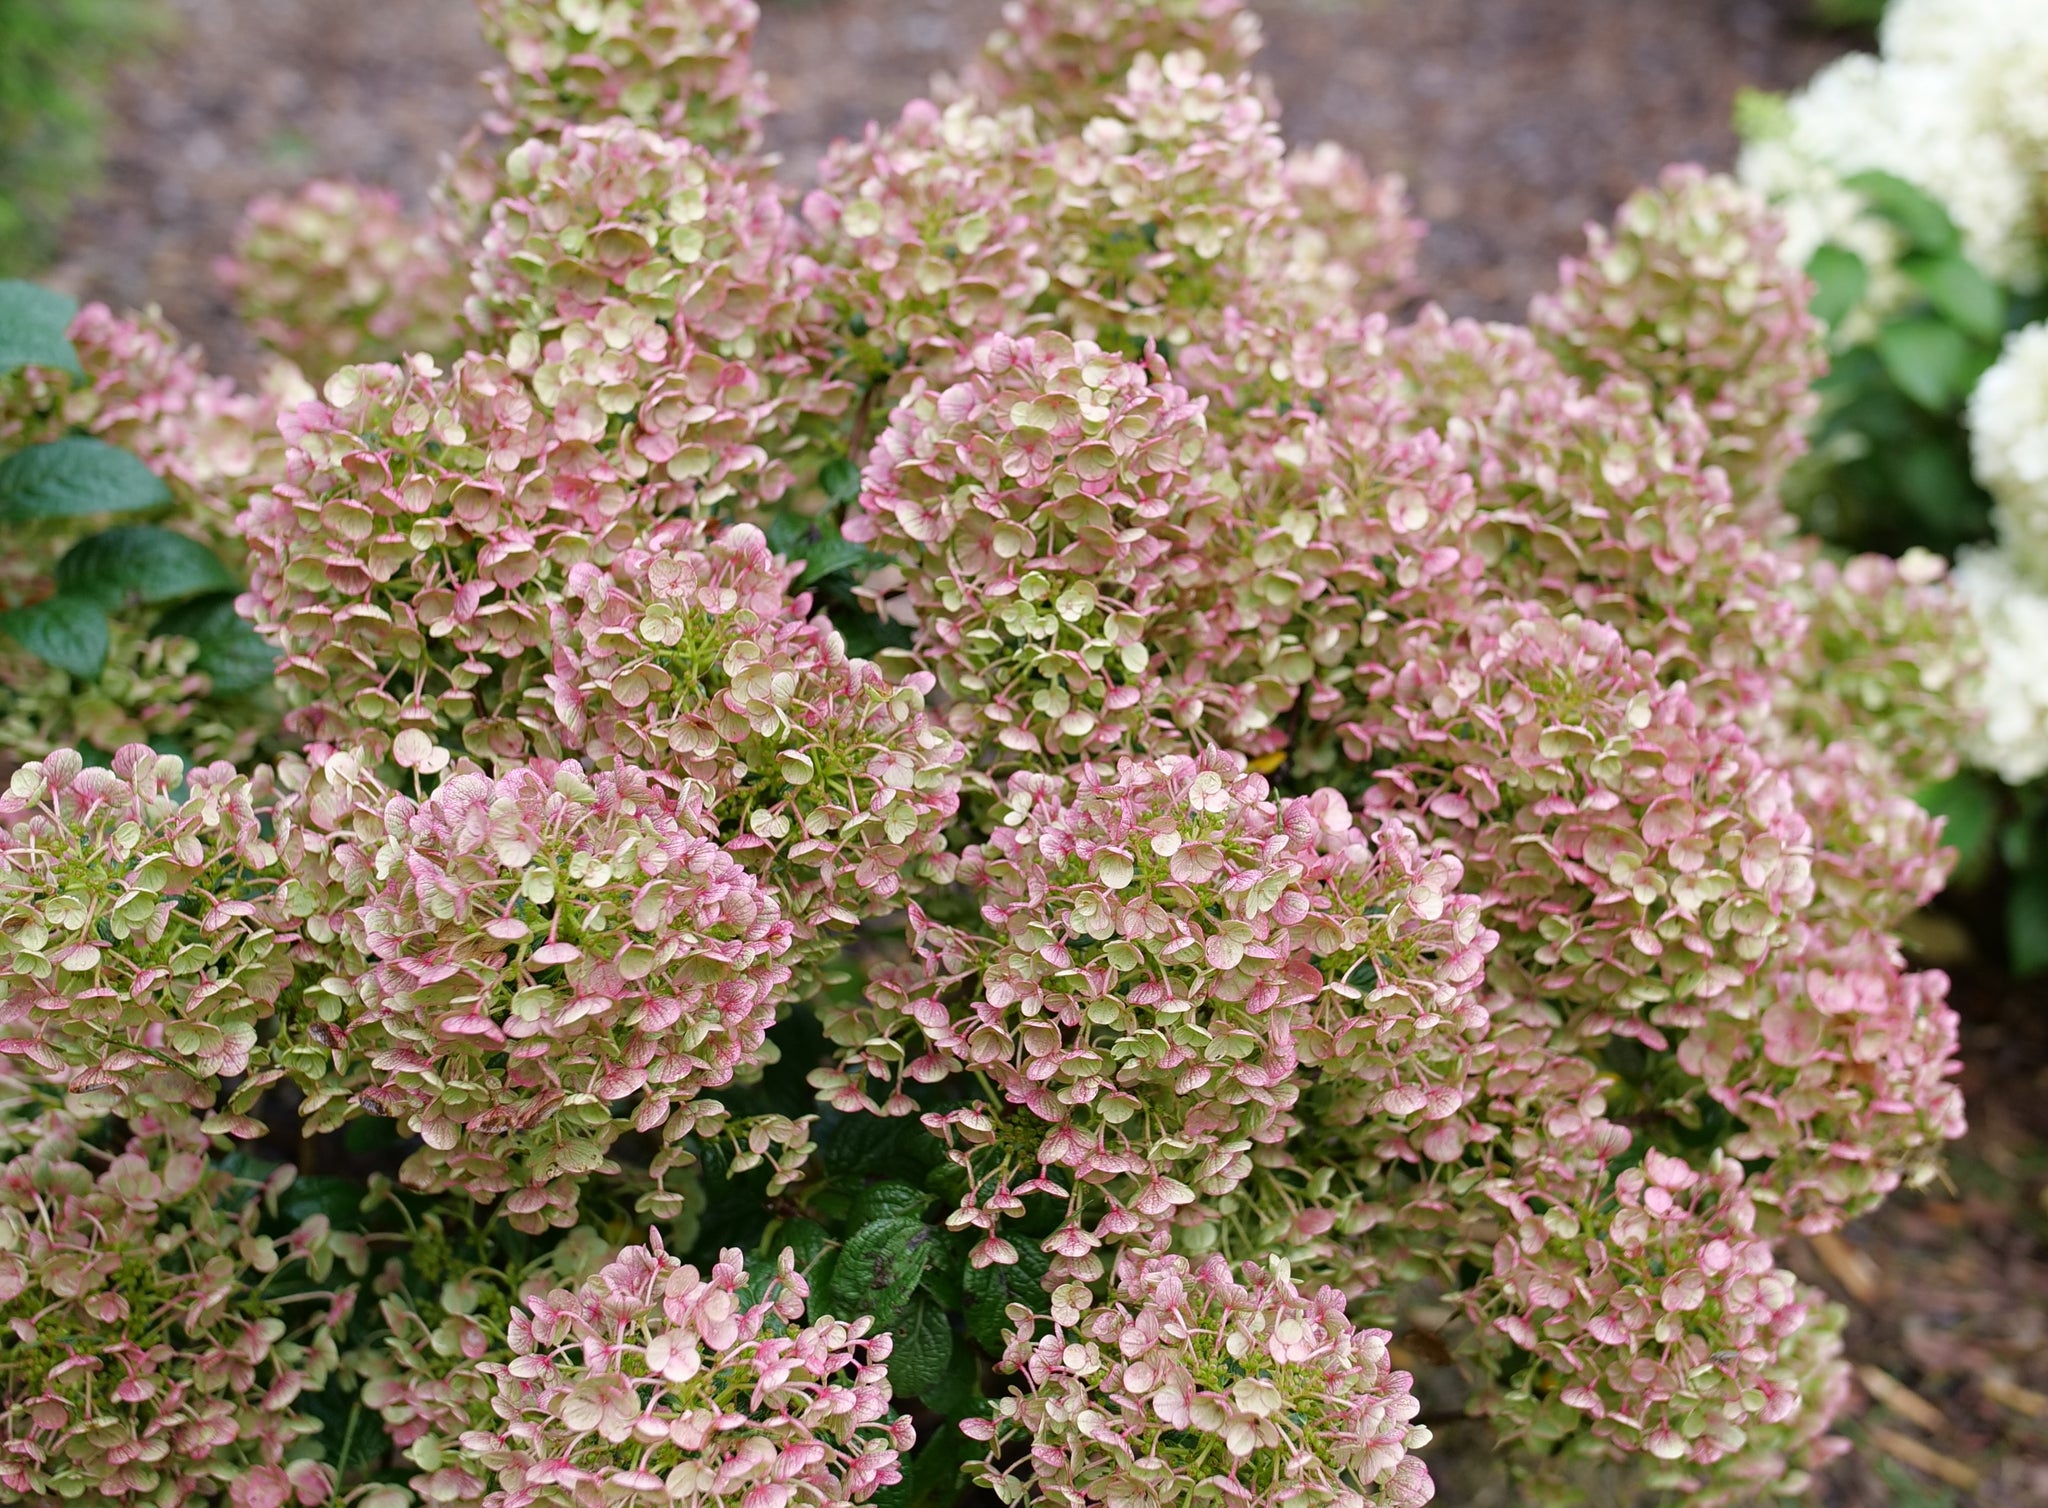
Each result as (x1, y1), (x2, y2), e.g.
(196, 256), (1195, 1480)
(1810, 1230), (1882, 1305)
(1984, 1374), (2048, 1420)
(1869, 1427), (1982, 1491)
(1856, 1366), (1947, 1433)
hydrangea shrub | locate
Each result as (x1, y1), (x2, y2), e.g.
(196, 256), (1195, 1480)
(0, 1), (1985, 1505)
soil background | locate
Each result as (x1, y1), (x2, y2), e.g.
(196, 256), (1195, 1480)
(46, 1), (2048, 1503)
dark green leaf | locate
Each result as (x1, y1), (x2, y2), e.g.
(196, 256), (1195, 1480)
(962, 1240), (1053, 1354)
(1901, 252), (2006, 342)
(56, 525), (237, 608)
(851, 1182), (931, 1229)
(0, 436), (170, 523)
(921, 1337), (983, 1419)
(1875, 317), (1974, 411)
(884, 1294), (954, 1397)
(1806, 245), (1869, 329)
(797, 530), (875, 588)
(280, 1174), (368, 1231)
(0, 280), (83, 377)
(1917, 773), (1998, 881)
(820, 456), (863, 508)
(1895, 440), (1980, 536)
(2008, 869), (2048, 977)
(1845, 170), (1960, 256)
(0, 592), (107, 678)
(828, 1216), (937, 1325)
(154, 592), (276, 695)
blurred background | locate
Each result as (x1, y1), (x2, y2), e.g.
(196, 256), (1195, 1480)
(8, 1), (2048, 1503)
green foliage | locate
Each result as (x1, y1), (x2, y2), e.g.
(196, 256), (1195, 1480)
(0, 0), (168, 273)
(0, 280), (86, 375)
(1811, 0), (1887, 24)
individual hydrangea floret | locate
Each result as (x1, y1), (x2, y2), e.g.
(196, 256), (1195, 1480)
(469, 121), (837, 515)
(240, 354), (661, 761)
(454, 1235), (912, 1506)
(970, 1249), (1434, 1508)
(328, 759), (794, 1229)
(546, 520), (966, 937)
(1464, 1149), (1849, 1490)
(1532, 166), (1827, 503)
(220, 179), (469, 382)
(0, 1107), (362, 1507)
(1348, 610), (1816, 1022)
(0, 747), (292, 1128)
(850, 331), (1224, 761)
(477, 0), (771, 157)
(966, 0), (1266, 133)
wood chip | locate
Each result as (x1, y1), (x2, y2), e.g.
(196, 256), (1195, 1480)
(1985, 1374), (2048, 1420)
(1857, 1366), (1948, 1433)
(1869, 1427), (1981, 1491)
(1810, 1230), (1882, 1305)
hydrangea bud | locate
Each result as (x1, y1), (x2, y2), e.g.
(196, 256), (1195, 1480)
(330, 760), (794, 1229)
(0, 748), (291, 1126)
(851, 332), (1224, 761)
(455, 1236), (912, 1506)
(221, 180), (469, 382)
(0, 1106), (359, 1507)
(972, 1249), (1434, 1508)
(1532, 165), (1827, 505)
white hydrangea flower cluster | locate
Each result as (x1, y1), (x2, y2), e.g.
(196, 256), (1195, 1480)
(1970, 320), (2048, 581)
(1951, 545), (2048, 784)
(1739, 0), (2048, 303)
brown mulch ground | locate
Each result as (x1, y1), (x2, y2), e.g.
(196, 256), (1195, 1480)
(46, 1), (2048, 1502)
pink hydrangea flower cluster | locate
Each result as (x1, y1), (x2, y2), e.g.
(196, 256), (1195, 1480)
(850, 332), (1224, 760)
(544, 520), (965, 938)
(221, 179), (470, 383)
(966, 0), (1266, 133)
(816, 750), (1493, 1275)
(1279, 142), (1426, 319)
(468, 121), (837, 516)
(476, 0), (770, 158)
(970, 1249), (1434, 1508)
(807, 99), (1055, 391)
(1465, 1149), (1849, 1501)
(0, 1103), (360, 1508)
(326, 759), (793, 1229)
(0, 748), (295, 1125)
(1531, 164), (1828, 503)
(1347, 610), (1816, 1020)
(455, 1236), (911, 1507)
(240, 354), (661, 761)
